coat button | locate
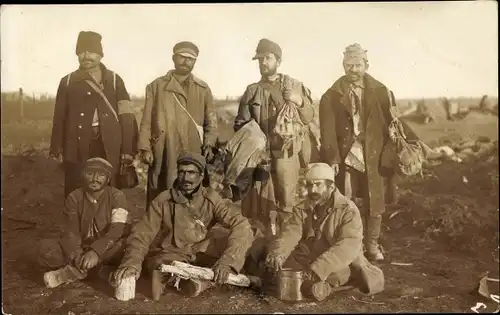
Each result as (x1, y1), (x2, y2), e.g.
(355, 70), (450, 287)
(87, 92), (91, 95)
(78, 125), (82, 129)
(77, 136), (81, 140)
(80, 113), (84, 116)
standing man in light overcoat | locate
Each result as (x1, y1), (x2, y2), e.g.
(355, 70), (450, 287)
(137, 41), (219, 209)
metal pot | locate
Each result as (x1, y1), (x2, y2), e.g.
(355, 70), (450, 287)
(277, 269), (303, 302)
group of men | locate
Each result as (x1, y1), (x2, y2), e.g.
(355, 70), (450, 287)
(41, 30), (398, 302)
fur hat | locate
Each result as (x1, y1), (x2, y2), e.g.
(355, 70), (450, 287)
(76, 31), (103, 57)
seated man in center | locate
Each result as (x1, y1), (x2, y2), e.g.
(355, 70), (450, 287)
(113, 152), (254, 298)
(264, 163), (385, 301)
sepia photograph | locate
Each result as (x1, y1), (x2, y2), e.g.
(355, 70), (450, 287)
(1, 2), (498, 314)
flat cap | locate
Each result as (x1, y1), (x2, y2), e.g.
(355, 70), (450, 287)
(343, 43), (368, 62)
(304, 163), (336, 183)
(173, 41), (199, 59)
(83, 157), (113, 176)
(177, 152), (206, 172)
(252, 38), (282, 60)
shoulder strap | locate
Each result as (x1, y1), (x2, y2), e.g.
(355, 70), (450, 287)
(66, 72), (72, 87)
(172, 93), (204, 142)
(85, 79), (119, 122)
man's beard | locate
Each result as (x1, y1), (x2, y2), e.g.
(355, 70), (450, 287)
(347, 72), (363, 82)
(259, 65), (276, 77)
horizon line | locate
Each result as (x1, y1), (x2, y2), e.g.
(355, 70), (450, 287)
(1, 90), (498, 101)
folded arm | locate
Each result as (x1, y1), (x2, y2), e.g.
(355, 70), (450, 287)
(309, 203), (363, 281)
(59, 192), (83, 261)
(119, 198), (164, 274)
(213, 198), (253, 273)
(89, 189), (130, 257)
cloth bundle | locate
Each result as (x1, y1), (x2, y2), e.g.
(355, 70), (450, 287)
(224, 119), (269, 197)
(273, 76), (305, 152)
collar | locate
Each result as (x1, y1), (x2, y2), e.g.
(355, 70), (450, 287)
(173, 72), (193, 85)
(314, 188), (348, 215)
(170, 181), (204, 204)
(330, 73), (379, 96)
(163, 69), (207, 88)
(260, 73), (282, 84)
(71, 63), (110, 83)
(83, 186), (109, 204)
(350, 80), (365, 89)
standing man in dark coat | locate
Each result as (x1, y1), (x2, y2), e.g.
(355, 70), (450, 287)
(136, 41), (218, 210)
(49, 31), (139, 198)
(319, 43), (397, 261)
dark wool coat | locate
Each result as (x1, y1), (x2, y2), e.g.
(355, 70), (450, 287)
(319, 73), (397, 215)
(50, 63), (138, 177)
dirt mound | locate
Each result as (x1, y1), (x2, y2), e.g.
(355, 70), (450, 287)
(392, 146), (499, 260)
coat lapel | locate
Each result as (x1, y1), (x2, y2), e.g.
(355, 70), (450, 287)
(363, 74), (381, 122)
(163, 71), (188, 102)
(330, 76), (354, 117)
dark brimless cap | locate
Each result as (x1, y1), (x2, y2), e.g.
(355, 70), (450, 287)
(76, 31), (103, 57)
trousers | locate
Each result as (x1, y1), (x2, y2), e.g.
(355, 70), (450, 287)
(241, 136), (310, 237)
(343, 166), (383, 247)
(38, 237), (127, 279)
(143, 228), (240, 274)
(283, 242), (351, 287)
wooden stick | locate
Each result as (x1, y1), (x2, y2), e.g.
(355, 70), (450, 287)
(159, 261), (262, 288)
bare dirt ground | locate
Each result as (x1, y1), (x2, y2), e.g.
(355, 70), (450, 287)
(2, 104), (499, 314)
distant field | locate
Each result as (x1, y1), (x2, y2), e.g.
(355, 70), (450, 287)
(2, 94), (496, 153)
(2, 95), (496, 123)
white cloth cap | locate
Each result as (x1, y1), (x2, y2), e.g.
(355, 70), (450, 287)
(304, 163), (336, 182)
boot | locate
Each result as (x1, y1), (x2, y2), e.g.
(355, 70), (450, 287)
(178, 278), (215, 297)
(365, 215), (385, 261)
(151, 270), (166, 301)
(310, 281), (333, 302)
(43, 264), (87, 288)
(98, 264), (115, 283)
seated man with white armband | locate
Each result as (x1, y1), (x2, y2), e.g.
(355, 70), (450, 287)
(38, 158), (131, 289)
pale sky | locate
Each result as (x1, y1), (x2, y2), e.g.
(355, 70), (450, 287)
(1, 2), (498, 99)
